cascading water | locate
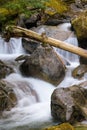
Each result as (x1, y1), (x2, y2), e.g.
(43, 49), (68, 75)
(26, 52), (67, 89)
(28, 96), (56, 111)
(0, 23), (86, 130)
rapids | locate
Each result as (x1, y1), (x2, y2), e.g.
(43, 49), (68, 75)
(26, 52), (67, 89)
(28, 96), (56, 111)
(0, 23), (86, 130)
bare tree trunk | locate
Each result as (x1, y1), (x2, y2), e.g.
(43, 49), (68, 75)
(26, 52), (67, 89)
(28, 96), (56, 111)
(5, 25), (87, 58)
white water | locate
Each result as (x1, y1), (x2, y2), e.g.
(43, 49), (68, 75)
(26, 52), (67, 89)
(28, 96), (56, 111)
(0, 23), (86, 130)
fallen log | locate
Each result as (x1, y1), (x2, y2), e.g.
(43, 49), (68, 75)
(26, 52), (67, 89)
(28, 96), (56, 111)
(5, 25), (87, 58)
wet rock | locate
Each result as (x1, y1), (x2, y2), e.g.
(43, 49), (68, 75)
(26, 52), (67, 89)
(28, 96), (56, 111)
(15, 54), (29, 62)
(51, 83), (87, 124)
(44, 15), (70, 26)
(17, 13), (26, 28)
(25, 13), (41, 29)
(0, 60), (14, 79)
(75, 0), (83, 8)
(17, 12), (42, 29)
(22, 38), (40, 54)
(81, 0), (87, 6)
(20, 45), (65, 86)
(71, 11), (87, 64)
(43, 123), (74, 130)
(0, 80), (17, 112)
(72, 64), (87, 79)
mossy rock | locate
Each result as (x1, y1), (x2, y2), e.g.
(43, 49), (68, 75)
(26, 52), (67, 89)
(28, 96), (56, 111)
(71, 11), (87, 40)
(75, 125), (87, 130)
(43, 123), (74, 130)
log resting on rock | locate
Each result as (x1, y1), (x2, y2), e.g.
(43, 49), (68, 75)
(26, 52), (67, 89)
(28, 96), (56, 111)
(5, 25), (87, 59)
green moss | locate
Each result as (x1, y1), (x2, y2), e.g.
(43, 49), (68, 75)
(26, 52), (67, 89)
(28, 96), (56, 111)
(75, 126), (87, 130)
(43, 123), (75, 130)
(45, 0), (68, 15)
(0, 0), (47, 30)
(71, 11), (87, 39)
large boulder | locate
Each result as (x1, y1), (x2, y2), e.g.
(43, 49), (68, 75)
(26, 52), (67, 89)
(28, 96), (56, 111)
(51, 82), (87, 124)
(20, 45), (65, 86)
(0, 80), (17, 112)
(71, 11), (87, 64)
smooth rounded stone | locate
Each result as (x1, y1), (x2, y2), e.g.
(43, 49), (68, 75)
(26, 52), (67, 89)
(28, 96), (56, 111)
(72, 64), (87, 79)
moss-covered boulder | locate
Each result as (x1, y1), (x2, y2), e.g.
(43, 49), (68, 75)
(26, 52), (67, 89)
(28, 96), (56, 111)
(43, 123), (74, 130)
(75, 125), (87, 130)
(71, 11), (87, 64)
(71, 11), (87, 41)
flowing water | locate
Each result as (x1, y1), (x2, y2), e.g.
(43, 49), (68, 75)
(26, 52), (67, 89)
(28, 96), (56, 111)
(0, 23), (87, 130)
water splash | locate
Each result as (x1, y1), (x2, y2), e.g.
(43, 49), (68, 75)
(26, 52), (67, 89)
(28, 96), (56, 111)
(0, 73), (55, 130)
(55, 35), (79, 62)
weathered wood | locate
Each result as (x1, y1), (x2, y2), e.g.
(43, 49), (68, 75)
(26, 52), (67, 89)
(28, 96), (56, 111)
(6, 25), (87, 58)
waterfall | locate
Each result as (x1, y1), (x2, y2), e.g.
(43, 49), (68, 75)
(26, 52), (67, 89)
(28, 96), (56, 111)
(0, 23), (85, 130)
(0, 37), (25, 54)
(55, 36), (79, 62)
(33, 23), (79, 62)
(0, 74), (55, 130)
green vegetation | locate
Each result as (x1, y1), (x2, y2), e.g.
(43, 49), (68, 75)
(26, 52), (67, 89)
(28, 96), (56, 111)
(0, 0), (72, 30)
(45, 0), (68, 15)
(0, 0), (47, 30)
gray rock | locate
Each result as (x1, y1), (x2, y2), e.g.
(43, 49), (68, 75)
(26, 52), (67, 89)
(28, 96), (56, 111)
(22, 38), (40, 54)
(0, 60), (14, 79)
(20, 45), (65, 86)
(51, 83), (87, 124)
